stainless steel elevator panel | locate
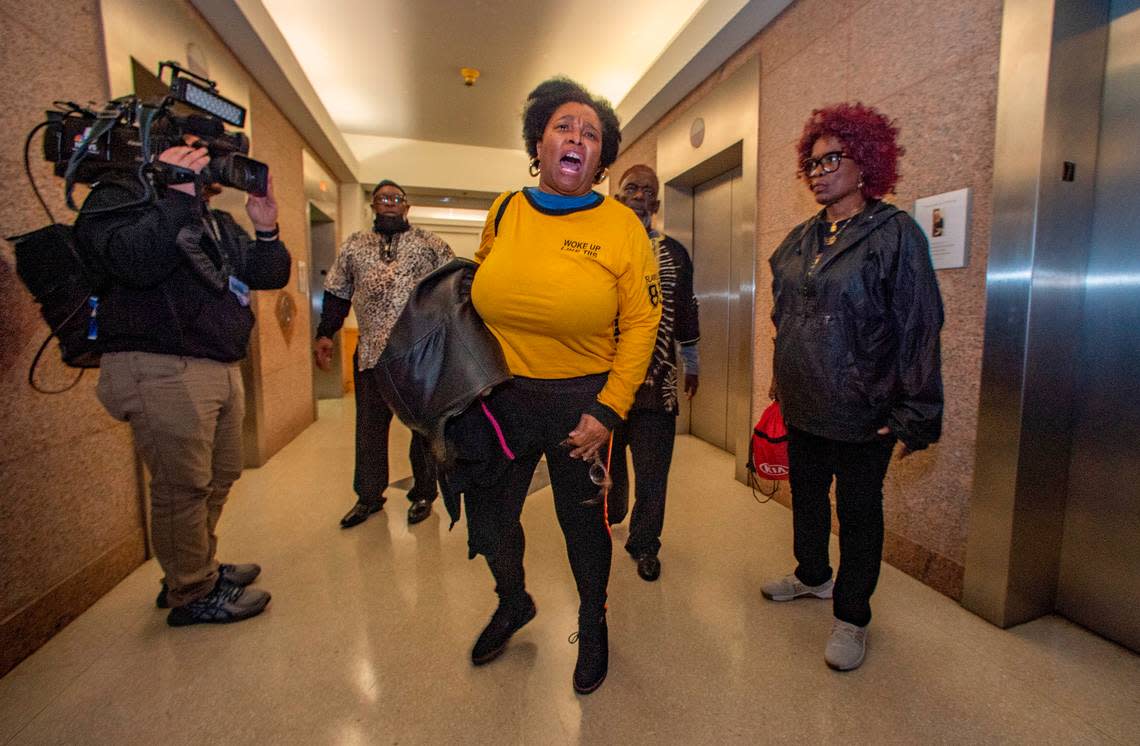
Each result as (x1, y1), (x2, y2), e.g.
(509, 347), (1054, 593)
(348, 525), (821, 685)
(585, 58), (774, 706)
(690, 167), (742, 453)
(309, 206), (344, 400)
(963, 0), (1111, 628)
(1056, 0), (1140, 652)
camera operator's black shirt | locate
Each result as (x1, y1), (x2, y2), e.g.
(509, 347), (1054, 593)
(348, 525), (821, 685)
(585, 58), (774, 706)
(75, 181), (291, 363)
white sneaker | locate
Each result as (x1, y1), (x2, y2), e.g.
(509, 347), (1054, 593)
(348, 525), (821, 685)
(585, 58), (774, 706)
(825, 619), (867, 671)
(760, 573), (834, 601)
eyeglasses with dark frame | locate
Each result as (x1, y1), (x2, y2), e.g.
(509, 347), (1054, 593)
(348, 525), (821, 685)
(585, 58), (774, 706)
(799, 151), (851, 178)
(372, 194), (408, 206)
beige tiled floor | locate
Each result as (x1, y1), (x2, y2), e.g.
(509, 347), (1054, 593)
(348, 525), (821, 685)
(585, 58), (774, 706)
(2, 397), (1138, 744)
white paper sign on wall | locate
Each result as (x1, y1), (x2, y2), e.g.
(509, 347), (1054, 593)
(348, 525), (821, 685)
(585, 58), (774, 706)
(913, 188), (972, 270)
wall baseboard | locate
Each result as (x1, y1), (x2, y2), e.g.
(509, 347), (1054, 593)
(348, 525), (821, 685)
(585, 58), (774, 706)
(0, 534), (146, 677)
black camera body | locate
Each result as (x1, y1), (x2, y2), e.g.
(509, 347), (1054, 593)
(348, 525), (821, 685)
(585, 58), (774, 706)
(43, 64), (268, 197)
(44, 107), (267, 196)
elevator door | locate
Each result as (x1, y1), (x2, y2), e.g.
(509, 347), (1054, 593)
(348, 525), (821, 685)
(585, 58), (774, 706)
(689, 167), (742, 452)
(309, 205), (344, 400)
(1056, 0), (1140, 652)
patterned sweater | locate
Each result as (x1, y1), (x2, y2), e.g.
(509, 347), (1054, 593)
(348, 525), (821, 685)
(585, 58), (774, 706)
(322, 226), (453, 370)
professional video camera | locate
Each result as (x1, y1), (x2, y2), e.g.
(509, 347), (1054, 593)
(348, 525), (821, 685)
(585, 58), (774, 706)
(7, 61), (270, 387)
(42, 61), (268, 206)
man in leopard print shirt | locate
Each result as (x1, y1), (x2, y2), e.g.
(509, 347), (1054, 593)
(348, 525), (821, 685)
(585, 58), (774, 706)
(314, 180), (454, 528)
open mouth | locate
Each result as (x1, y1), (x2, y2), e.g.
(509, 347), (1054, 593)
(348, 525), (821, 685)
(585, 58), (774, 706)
(559, 151), (583, 174)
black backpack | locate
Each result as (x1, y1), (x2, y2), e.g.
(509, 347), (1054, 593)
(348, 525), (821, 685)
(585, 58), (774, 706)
(8, 223), (102, 369)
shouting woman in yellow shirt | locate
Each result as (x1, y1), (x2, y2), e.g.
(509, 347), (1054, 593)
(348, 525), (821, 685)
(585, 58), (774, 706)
(468, 77), (661, 695)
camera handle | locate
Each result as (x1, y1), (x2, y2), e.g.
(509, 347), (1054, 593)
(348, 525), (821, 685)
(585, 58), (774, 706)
(150, 161), (198, 187)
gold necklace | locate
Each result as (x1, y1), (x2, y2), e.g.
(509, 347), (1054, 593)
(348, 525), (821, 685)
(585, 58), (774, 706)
(824, 210), (861, 247)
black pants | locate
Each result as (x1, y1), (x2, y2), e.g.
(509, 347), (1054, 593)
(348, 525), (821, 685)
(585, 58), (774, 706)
(787, 425), (895, 627)
(608, 408), (676, 556)
(353, 355), (438, 504)
(483, 375), (612, 624)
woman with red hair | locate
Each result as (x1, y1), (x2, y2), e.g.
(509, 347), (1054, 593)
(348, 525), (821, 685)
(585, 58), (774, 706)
(762, 103), (944, 671)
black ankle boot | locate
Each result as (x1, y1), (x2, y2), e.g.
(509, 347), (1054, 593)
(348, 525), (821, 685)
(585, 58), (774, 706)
(471, 593), (536, 665)
(571, 615), (608, 694)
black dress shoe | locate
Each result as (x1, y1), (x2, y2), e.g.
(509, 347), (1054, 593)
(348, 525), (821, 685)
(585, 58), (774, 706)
(471, 593), (537, 665)
(407, 498), (433, 525)
(572, 616), (608, 694)
(340, 499), (384, 529)
(637, 554), (661, 582)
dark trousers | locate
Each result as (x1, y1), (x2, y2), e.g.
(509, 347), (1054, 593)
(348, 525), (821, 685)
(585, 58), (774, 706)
(787, 425), (895, 627)
(483, 375), (612, 624)
(353, 356), (438, 504)
(607, 408), (676, 556)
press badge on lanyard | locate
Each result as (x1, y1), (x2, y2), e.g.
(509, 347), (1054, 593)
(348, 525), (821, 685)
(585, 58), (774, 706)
(228, 276), (250, 306)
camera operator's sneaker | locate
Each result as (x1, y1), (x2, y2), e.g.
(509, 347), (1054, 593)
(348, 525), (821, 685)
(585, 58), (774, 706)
(166, 579), (271, 627)
(155, 563), (261, 609)
(760, 573), (834, 601)
(825, 619), (868, 671)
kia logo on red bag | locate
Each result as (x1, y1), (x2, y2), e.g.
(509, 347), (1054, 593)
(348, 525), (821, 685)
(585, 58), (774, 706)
(759, 462), (789, 479)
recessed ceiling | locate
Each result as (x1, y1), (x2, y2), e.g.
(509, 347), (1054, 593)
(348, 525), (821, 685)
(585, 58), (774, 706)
(262, 0), (706, 151)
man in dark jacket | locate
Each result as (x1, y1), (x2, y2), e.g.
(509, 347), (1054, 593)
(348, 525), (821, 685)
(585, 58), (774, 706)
(609, 164), (701, 581)
(75, 138), (291, 627)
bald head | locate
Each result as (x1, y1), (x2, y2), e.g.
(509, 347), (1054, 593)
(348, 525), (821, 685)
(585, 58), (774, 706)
(615, 164), (660, 230)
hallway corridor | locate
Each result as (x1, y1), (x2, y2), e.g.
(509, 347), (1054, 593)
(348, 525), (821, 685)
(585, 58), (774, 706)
(1, 398), (1137, 744)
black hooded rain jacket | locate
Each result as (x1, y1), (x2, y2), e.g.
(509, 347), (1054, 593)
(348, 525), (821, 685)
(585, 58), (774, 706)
(769, 200), (944, 451)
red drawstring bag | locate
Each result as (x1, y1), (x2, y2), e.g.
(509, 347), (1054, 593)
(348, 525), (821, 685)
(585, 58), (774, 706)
(747, 401), (789, 499)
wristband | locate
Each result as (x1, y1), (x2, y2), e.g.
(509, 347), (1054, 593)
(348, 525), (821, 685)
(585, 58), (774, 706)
(255, 224), (279, 241)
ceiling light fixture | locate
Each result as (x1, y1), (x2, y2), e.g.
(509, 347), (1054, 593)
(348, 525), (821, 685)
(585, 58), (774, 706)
(460, 67), (480, 87)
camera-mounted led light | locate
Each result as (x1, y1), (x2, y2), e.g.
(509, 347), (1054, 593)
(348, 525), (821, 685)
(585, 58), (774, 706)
(170, 77), (245, 127)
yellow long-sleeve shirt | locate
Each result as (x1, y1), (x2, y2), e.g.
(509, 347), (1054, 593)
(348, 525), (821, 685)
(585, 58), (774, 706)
(472, 190), (661, 420)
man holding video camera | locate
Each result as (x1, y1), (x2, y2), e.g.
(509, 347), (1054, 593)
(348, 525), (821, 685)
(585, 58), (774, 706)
(75, 135), (291, 627)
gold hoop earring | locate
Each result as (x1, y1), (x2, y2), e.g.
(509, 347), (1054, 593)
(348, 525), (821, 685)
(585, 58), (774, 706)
(529, 158), (540, 178)
(593, 167), (608, 184)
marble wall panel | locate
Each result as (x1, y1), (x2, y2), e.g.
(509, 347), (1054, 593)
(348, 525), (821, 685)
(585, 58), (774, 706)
(758, 32), (849, 160)
(0, 427), (141, 618)
(756, 0), (867, 81)
(0, 2), (145, 675)
(846, 0), (1004, 106)
(245, 83), (316, 461)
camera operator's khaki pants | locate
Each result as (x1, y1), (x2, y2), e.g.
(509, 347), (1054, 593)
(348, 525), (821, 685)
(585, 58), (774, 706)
(97, 352), (244, 608)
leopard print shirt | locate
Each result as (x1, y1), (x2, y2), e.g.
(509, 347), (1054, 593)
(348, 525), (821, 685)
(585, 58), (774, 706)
(324, 226), (453, 370)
